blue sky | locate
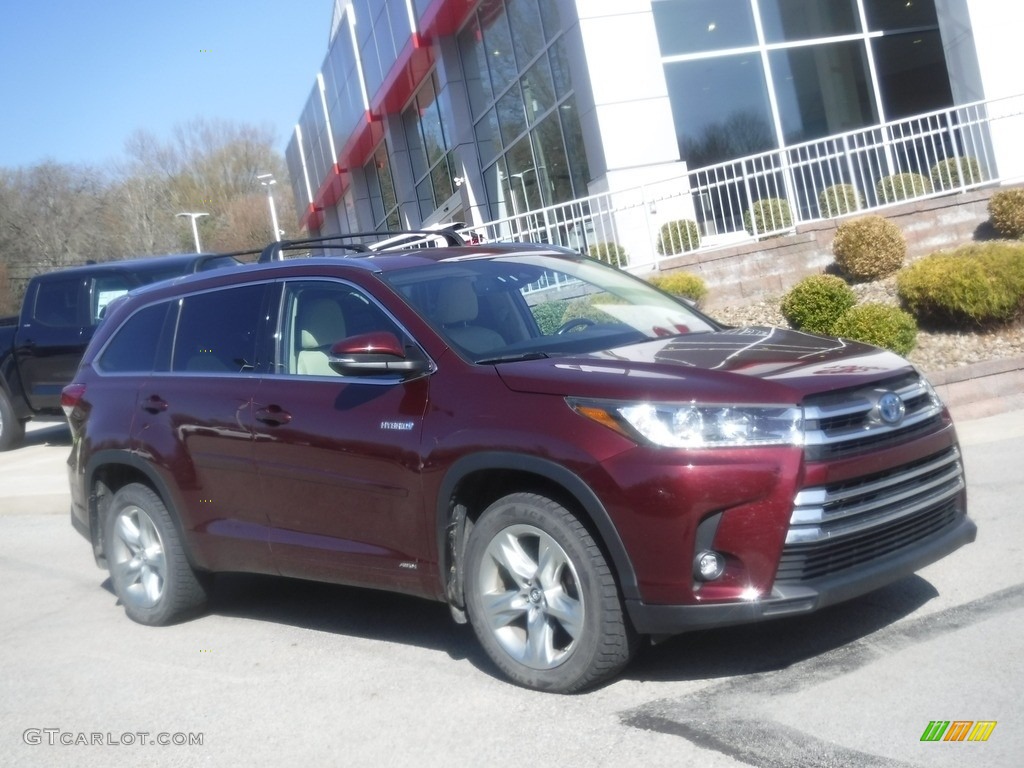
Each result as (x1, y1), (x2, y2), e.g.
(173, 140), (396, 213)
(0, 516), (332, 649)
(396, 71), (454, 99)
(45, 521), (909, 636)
(0, 1), (332, 170)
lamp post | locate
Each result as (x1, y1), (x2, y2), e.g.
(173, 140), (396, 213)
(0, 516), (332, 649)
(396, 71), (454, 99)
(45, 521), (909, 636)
(175, 212), (208, 252)
(257, 173), (282, 241)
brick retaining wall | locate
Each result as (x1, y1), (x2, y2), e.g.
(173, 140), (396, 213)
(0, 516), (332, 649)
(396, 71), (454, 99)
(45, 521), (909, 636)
(655, 187), (1001, 310)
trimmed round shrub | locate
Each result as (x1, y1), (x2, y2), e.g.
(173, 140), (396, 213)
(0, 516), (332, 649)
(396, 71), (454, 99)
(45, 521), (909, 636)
(743, 198), (793, 235)
(930, 157), (983, 190)
(647, 272), (708, 305)
(831, 303), (918, 356)
(818, 184), (864, 218)
(988, 188), (1024, 239)
(876, 173), (933, 203)
(780, 274), (856, 334)
(588, 241), (627, 268)
(832, 215), (906, 281)
(656, 219), (701, 255)
(896, 241), (1024, 327)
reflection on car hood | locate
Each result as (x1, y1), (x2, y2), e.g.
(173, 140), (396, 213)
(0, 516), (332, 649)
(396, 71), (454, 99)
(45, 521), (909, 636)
(495, 327), (915, 401)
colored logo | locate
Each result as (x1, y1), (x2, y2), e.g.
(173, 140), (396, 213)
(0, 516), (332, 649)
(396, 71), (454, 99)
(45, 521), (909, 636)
(877, 391), (905, 425)
(920, 720), (997, 742)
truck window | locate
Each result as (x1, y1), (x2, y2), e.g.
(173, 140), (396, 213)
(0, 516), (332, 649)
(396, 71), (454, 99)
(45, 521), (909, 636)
(32, 277), (82, 327)
(92, 276), (133, 324)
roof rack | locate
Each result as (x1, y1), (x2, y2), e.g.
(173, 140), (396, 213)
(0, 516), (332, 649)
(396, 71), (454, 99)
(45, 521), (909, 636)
(257, 225), (466, 264)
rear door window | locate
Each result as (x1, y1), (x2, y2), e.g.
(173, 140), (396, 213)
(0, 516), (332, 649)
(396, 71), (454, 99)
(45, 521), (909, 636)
(171, 283), (269, 374)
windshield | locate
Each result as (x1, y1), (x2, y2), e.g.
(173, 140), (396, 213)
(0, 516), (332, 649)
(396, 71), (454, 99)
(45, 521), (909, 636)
(384, 253), (719, 362)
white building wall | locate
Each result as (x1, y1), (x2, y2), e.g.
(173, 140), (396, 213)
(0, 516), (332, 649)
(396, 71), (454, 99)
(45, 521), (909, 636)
(574, 0), (695, 269)
(953, 0), (1024, 182)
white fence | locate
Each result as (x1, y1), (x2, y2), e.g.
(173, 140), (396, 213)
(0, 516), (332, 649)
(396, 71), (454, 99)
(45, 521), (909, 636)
(469, 93), (1024, 270)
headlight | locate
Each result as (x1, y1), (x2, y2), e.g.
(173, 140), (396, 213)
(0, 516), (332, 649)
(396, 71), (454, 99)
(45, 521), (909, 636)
(571, 400), (803, 448)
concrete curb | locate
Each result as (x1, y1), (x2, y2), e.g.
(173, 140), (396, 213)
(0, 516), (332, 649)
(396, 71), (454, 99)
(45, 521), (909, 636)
(927, 356), (1024, 421)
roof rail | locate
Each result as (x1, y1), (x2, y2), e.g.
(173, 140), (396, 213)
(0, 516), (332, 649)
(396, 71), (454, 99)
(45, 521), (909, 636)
(257, 226), (467, 263)
(190, 249), (263, 272)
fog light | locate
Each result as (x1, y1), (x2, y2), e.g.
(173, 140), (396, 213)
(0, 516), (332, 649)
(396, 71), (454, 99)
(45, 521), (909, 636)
(694, 550), (726, 581)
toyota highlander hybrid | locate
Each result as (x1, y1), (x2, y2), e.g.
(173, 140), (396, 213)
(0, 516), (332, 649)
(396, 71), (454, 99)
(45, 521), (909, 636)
(62, 238), (975, 692)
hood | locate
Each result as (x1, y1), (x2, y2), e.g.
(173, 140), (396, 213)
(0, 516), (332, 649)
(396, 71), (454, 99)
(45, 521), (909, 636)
(495, 327), (915, 402)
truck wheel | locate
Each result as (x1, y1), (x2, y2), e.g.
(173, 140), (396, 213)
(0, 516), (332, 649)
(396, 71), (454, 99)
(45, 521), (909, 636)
(104, 483), (208, 625)
(0, 389), (25, 451)
(464, 492), (635, 692)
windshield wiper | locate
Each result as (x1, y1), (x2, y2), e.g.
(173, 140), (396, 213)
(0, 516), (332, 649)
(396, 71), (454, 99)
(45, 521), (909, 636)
(475, 351), (550, 365)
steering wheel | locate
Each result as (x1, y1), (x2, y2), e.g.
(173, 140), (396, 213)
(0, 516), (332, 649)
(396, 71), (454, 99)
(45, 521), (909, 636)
(555, 318), (596, 335)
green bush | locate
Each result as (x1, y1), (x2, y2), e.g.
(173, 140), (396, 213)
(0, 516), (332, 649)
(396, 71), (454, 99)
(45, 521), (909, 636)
(647, 272), (708, 305)
(588, 241), (627, 268)
(896, 241), (1024, 327)
(988, 188), (1024, 239)
(876, 173), (933, 203)
(743, 198), (793, 235)
(832, 215), (906, 281)
(780, 275), (856, 334)
(930, 157), (983, 190)
(818, 184), (864, 218)
(831, 303), (918, 356)
(656, 219), (701, 255)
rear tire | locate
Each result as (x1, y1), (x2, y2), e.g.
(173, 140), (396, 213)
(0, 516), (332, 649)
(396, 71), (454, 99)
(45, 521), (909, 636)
(464, 492), (635, 692)
(0, 389), (25, 451)
(103, 483), (208, 625)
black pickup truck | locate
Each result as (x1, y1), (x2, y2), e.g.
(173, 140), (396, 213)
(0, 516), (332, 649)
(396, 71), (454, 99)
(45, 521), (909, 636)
(0, 253), (243, 450)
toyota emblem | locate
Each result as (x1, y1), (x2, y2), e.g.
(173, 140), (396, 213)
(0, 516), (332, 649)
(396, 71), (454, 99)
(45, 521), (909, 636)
(877, 392), (906, 425)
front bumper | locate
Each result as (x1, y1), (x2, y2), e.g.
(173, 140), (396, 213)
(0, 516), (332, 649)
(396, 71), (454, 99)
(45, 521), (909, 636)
(625, 513), (976, 635)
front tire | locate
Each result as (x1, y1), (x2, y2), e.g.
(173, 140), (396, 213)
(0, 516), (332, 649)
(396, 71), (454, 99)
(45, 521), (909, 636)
(464, 492), (635, 692)
(103, 483), (208, 625)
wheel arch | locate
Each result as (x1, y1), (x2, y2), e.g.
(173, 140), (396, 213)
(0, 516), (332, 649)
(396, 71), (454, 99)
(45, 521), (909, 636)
(84, 450), (194, 568)
(435, 452), (640, 616)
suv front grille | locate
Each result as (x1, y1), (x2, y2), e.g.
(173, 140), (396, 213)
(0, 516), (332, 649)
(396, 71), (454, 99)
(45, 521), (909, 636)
(776, 447), (965, 583)
(802, 372), (944, 460)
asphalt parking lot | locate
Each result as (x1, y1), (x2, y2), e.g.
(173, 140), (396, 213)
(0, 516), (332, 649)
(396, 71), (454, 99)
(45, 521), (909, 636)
(1, 414), (1021, 768)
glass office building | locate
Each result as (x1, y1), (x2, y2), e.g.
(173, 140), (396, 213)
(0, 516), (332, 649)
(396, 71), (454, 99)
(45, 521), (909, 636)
(287, 0), (1019, 237)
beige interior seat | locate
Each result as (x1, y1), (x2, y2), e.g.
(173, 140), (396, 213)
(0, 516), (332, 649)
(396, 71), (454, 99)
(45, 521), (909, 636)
(297, 299), (346, 375)
(434, 279), (504, 354)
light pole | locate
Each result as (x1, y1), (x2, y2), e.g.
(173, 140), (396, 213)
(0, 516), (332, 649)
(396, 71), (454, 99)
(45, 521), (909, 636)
(257, 173), (282, 241)
(176, 212), (208, 252)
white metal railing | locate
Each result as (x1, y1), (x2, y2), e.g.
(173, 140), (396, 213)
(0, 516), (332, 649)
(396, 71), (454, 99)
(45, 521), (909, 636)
(468, 93), (1024, 270)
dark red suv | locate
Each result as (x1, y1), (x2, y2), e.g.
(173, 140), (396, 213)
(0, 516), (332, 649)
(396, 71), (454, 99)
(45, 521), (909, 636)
(62, 240), (975, 692)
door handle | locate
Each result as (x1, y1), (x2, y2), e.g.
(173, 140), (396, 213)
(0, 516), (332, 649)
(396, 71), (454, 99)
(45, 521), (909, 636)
(255, 405), (292, 426)
(141, 394), (169, 414)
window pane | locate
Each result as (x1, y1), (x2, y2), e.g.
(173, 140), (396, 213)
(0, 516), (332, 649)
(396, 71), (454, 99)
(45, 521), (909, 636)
(664, 54), (776, 166)
(430, 156), (454, 207)
(33, 278), (81, 327)
(559, 96), (590, 197)
(548, 37), (572, 99)
(759, 0), (860, 43)
(770, 41), (877, 144)
(863, 0), (939, 31)
(497, 85), (528, 146)
(475, 107), (502, 165)
(480, 0), (518, 95)
(416, 177), (435, 219)
(172, 284), (265, 373)
(403, 105), (428, 179)
(505, 135), (541, 211)
(532, 112), (569, 206)
(458, 17), (494, 117)
(539, 0), (561, 40)
(98, 303), (171, 373)
(653, 0), (758, 56)
(522, 55), (555, 126)
(507, 0), (545, 69)
(871, 30), (952, 119)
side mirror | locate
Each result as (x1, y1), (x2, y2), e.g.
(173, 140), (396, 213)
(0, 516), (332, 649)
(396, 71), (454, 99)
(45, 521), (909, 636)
(328, 332), (430, 378)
